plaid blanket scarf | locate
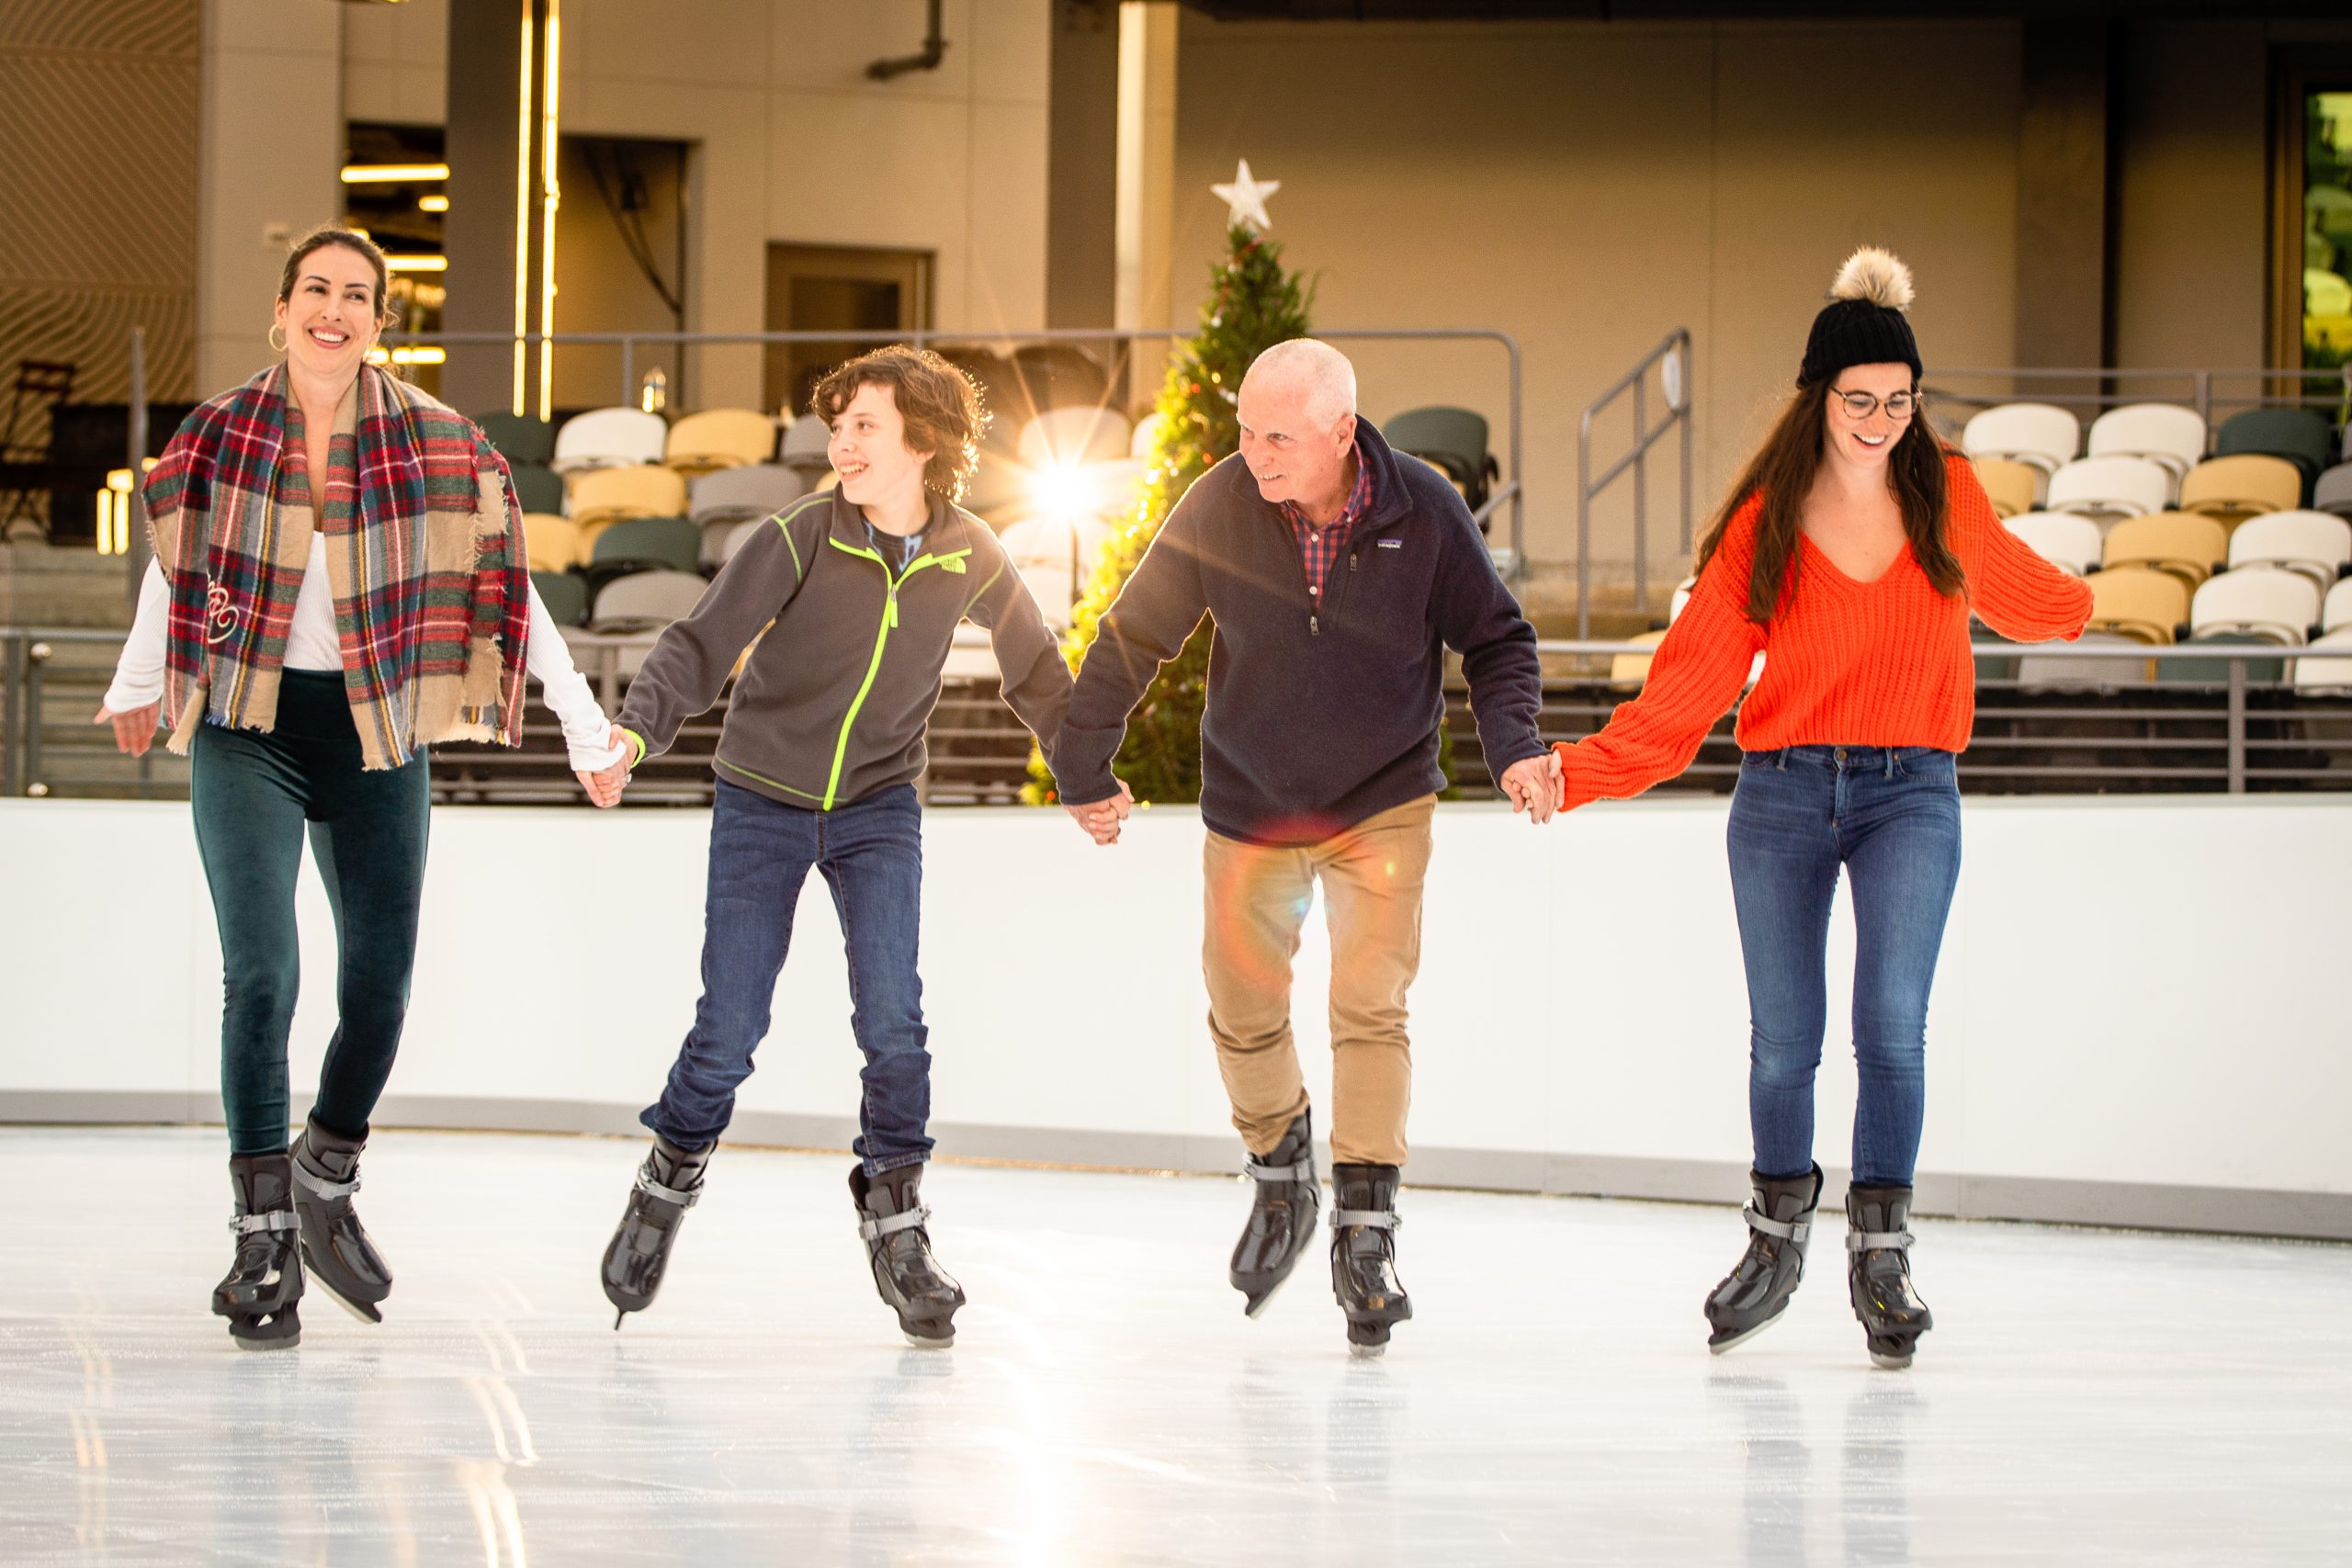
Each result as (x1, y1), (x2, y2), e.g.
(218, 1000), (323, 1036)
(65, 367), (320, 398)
(141, 364), (531, 770)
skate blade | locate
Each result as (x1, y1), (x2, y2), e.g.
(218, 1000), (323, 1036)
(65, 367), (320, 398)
(309, 1272), (385, 1325)
(1867, 1348), (1916, 1371)
(232, 1330), (301, 1352)
(901, 1330), (955, 1350)
(1239, 1271), (1292, 1319)
(1347, 1341), (1386, 1359)
(1706, 1308), (1788, 1356)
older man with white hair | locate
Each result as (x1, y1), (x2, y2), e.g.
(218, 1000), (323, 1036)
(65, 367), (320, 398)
(1056, 337), (1555, 1355)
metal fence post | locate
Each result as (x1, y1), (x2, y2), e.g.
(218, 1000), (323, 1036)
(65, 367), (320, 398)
(2, 632), (21, 796)
(2227, 657), (2246, 794)
(1632, 371), (1648, 615)
(1576, 413), (1593, 640)
(1678, 331), (1694, 557)
(620, 336), (636, 406)
(25, 640), (49, 795)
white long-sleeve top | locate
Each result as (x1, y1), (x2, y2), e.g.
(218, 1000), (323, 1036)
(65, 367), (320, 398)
(105, 548), (628, 772)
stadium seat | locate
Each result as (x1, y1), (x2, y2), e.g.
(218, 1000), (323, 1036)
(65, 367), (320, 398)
(521, 512), (583, 573)
(569, 463), (688, 527)
(2314, 461), (2352, 519)
(2016, 630), (2148, 690)
(690, 463), (808, 526)
(1000, 514), (1117, 629)
(2085, 403), (2206, 488)
(2003, 512), (2103, 576)
(2177, 455), (2303, 529)
(1017, 407), (1133, 470)
(2100, 511), (2227, 589)
(718, 516), (769, 566)
(1972, 457), (2041, 518)
(2159, 631), (2284, 687)
(2189, 567), (2322, 646)
(2214, 407), (2334, 489)
(2327, 578), (2352, 635)
(1385, 406), (1501, 511)
(665, 409), (777, 476)
(2226, 511), (2351, 591)
(779, 412), (832, 473)
(551, 406), (666, 474)
(508, 462), (564, 516)
(2291, 627), (2352, 694)
(1962, 402), (2079, 478)
(2086, 565), (2188, 645)
(530, 570), (588, 628)
(589, 514), (702, 578)
(2044, 456), (2168, 525)
(1609, 628), (1668, 689)
(1130, 411), (1165, 459)
(478, 412), (554, 467)
(588, 569), (709, 630)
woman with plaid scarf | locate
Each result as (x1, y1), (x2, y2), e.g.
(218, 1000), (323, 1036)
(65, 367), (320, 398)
(96, 226), (628, 1350)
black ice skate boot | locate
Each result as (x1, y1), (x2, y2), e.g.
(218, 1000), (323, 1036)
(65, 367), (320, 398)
(212, 1152), (305, 1351)
(1230, 1110), (1320, 1317)
(1704, 1165), (1823, 1354)
(1329, 1164), (1412, 1357)
(1846, 1183), (1933, 1370)
(290, 1118), (393, 1325)
(602, 1134), (713, 1328)
(850, 1162), (966, 1349)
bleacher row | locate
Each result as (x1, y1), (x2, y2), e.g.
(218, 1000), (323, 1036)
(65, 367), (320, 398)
(1961, 400), (2352, 693)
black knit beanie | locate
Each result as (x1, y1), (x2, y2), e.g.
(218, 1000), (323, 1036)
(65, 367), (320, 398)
(1798, 247), (1920, 387)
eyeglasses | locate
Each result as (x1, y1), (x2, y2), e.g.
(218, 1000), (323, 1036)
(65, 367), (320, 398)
(1831, 388), (1921, 421)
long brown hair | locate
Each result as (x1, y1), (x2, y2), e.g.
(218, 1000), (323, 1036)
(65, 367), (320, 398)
(1695, 381), (1965, 624)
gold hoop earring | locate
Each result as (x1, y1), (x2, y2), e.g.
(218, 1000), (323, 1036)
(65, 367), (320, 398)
(268, 322), (288, 354)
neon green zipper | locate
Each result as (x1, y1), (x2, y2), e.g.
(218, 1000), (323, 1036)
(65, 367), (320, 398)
(820, 536), (971, 808)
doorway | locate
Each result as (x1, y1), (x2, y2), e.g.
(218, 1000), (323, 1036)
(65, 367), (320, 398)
(764, 244), (933, 417)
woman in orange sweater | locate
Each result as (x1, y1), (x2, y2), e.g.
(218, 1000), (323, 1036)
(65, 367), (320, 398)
(1552, 248), (2092, 1368)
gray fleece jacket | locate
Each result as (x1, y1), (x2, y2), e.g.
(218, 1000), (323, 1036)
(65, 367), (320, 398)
(615, 487), (1070, 809)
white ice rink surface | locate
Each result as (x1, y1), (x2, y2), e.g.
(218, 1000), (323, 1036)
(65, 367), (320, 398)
(3, 1128), (2346, 1566)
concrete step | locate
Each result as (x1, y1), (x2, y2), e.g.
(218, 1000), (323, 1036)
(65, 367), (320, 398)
(1, 543), (140, 630)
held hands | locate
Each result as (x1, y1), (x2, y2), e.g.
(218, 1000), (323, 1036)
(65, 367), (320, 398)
(1498, 750), (1565, 825)
(92, 702), (161, 757)
(576, 723), (634, 808)
(1063, 778), (1135, 846)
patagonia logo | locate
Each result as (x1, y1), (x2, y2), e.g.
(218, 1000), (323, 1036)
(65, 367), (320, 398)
(1375, 538), (1403, 549)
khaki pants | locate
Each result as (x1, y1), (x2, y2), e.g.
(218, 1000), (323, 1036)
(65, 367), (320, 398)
(1202, 795), (1436, 1167)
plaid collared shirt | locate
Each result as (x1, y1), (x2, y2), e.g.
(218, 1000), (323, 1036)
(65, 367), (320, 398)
(1280, 442), (1374, 600)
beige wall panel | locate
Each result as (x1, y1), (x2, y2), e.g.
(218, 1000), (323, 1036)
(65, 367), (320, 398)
(340, 0), (446, 126)
(196, 4), (341, 395)
(964, 99), (1052, 333)
(2111, 20), (2267, 376)
(1705, 24), (2019, 493)
(575, 0), (772, 92)
(968, 0), (1052, 107)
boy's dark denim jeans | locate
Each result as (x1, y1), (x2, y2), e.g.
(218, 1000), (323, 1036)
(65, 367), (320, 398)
(645, 779), (932, 1175)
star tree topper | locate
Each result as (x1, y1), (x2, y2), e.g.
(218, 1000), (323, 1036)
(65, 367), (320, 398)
(1211, 158), (1280, 232)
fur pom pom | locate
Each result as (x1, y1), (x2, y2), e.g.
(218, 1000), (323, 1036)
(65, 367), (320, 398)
(1828, 247), (1914, 311)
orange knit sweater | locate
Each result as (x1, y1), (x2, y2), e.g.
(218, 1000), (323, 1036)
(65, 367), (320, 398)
(1555, 454), (2094, 809)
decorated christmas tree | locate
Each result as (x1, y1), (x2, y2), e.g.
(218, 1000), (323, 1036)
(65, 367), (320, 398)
(1024, 215), (1313, 806)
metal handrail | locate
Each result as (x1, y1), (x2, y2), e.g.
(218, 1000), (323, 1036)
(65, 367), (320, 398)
(378, 325), (1528, 575)
(1923, 364), (2352, 428)
(1576, 328), (1693, 639)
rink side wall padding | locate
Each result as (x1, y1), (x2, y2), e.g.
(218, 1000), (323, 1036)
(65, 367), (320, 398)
(4, 795), (2346, 1242)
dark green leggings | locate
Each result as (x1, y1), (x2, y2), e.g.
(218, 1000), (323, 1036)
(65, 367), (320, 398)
(190, 671), (431, 1155)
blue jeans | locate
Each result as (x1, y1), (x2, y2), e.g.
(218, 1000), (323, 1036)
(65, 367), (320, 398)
(643, 779), (932, 1174)
(1726, 746), (1962, 1187)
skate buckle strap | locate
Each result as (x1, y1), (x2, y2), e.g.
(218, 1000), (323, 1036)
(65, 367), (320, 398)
(1847, 1228), (1916, 1252)
(1743, 1202), (1814, 1243)
(1244, 1156), (1315, 1185)
(633, 1168), (702, 1208)
(1329, 1208), (1399, 1232)
(293, 1164), (361, 1201)
(229, 1211), (301, 1235)
(859, 1203), (931, 1243)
